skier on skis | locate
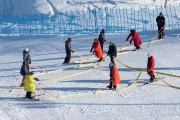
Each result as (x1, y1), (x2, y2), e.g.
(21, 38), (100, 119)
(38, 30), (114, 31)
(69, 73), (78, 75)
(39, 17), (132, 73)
(24, 71), (36, 99)
(156, 12), (165, 39)
(126, 29), (142, 51)
(147, 53), (155, 82)
(90, 38), (103, 62)
(63, 38), (74, 64)
(107, 42), (117, 65)
(98, 29), (107, 51)
(107, 63), (121, 90)
(19, 48), (31, 87)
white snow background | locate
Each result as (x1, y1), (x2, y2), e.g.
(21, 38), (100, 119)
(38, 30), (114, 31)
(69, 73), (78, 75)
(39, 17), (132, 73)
(0, 0), (180, 120)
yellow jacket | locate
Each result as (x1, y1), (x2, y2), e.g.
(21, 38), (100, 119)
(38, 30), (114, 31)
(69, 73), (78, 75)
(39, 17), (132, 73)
(24, 75), (36, 92)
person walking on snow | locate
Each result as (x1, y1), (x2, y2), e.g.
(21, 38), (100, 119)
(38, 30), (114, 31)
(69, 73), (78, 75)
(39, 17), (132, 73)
(24, 72), (36, 99)
(156, 12), (165, 39)
(64, 38), (74, 64)
(147, 53), (155, 82)
(90, 38), (103, 62)
(126, 29), (142, 51)
(107, 42), (117, 65)
(107, 63), (121, 90)
(98, 29), (107, 51)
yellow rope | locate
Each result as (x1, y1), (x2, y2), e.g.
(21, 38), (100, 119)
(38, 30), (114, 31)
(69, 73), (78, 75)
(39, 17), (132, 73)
(116, 70), (143, 92)
(114, 57), (180, 78)
(41, 55), (107, 82)
(115, 57), (180, 89)
(118, 38), (163, 52)
(39, 70), (144, 100)
(154, 71), (180, 89)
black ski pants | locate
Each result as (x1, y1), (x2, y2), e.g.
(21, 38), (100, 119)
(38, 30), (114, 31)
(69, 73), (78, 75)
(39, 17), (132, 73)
(109, 81), (117, 90)
(158, 26), (164, 39)
(64, 52), (71, 63)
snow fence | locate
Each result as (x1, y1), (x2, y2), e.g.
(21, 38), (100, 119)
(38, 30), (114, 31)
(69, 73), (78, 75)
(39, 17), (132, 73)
(0, 5), (180, 35)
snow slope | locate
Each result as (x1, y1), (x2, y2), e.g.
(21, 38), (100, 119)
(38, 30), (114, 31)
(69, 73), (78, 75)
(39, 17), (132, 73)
(0, 30), (179, 120)
(0, 0), (180, 15)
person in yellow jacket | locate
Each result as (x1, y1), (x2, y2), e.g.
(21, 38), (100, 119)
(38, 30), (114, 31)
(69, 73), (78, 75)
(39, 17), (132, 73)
(24, 72), (36, 99)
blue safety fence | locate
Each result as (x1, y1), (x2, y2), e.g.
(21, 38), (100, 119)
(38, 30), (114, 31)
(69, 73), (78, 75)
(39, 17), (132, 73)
(0, 5), (180, 35)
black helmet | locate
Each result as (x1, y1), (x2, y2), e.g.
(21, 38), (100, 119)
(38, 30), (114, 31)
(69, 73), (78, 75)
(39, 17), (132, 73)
(159, 12), (162, 16)
(109, 41), (113, 45)
(68, 38), (72, 41)
(130, 29), (135, 33)
(102, 29), (105, 33)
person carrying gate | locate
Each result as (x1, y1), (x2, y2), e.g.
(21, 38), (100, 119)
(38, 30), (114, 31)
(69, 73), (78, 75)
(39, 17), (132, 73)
(107, 42), (117, 65)
(98, 29), (107, 51)
(107, 63), (121, 90)
(90, 38), (103, 62)
(147, 53), (155, 82)
(126, 29), (142, 51)
(156, 12), (165, 39)
(63, 38), (75, 64)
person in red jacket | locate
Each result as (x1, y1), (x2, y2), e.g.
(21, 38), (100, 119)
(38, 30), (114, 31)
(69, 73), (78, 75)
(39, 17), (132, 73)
(147, 53), (155, 82)
(90, 38), (103, 62)
(126, 29), (142, 51)
(107, 63), (121, 90)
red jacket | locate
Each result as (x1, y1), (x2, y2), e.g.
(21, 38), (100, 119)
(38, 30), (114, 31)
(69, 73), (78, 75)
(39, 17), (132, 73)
(147, 56), (155, 75)
(126, 30), (142, 47)
(110, 66), (121, 85)
(91, 40), (103, 58)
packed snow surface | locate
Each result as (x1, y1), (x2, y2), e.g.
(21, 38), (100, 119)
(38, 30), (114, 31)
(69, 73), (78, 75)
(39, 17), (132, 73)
(0, 30), (180, 120)
(0, 0), (180, 120)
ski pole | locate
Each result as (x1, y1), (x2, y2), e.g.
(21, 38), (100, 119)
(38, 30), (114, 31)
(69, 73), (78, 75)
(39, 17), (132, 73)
(73, 52), (89, 60)
(121, 41), (128, 49)
(34, 87), (43, 100)
(10, 81), (24, 92)
(35, 85), (59, 98)
(30, 64), (47, 73)
(73, 52), (89, 66)
(94, 81), (110, 94)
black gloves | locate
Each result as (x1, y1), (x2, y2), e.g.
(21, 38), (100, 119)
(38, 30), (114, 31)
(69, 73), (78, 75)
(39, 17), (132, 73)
(28, 71), (34, 75)
(34, 78), (40, 81)
(130, 40), (132, 44)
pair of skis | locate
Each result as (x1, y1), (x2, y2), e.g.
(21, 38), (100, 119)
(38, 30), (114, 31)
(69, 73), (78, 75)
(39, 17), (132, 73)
(141, 77), (165, 86)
